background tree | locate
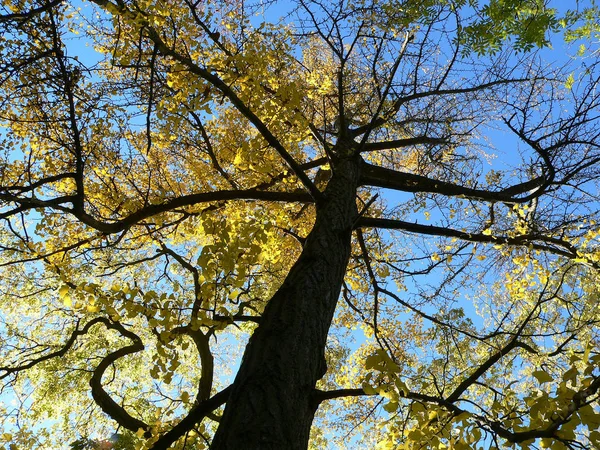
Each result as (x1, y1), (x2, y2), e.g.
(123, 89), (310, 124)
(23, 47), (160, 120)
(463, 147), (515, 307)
(0, 0), (600, 449)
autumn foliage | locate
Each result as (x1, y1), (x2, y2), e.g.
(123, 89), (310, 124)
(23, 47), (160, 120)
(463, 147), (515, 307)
(1, 1), (600, 449)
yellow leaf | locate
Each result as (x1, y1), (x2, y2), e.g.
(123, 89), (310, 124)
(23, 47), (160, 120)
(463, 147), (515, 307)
(565, 72), (575, 90)
(59, 285), (69, 298)
(233, 152), (244, 167)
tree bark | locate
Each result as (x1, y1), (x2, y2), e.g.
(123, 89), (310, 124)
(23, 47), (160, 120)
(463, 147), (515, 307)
(210, 154), (361, 449)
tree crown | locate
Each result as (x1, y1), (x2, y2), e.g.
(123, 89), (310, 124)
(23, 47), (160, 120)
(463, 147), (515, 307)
(1, 0), (600, 449)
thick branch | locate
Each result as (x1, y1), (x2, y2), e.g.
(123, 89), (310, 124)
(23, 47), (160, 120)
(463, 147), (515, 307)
(361, 136), (450, 152)
(312, 387), (369, 404)
(360, 161), (545, 203)
(6, 315), (152, 435)
(169, 326), (214, 403)
(0, 188), (312, 234)
(89, 321), (149, 435)
(356, 217), (579, 261)
(312, 387), (464, 417)
(92, 189), (313, 233)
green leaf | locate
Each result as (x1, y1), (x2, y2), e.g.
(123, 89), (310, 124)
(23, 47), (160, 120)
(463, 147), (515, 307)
(532, 370), (553, 384)
(362, 382), (377, 395)
(383, 401), (398, 413)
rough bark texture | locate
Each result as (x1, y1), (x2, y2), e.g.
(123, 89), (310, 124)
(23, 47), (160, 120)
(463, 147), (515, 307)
(210, 154), (361, 450)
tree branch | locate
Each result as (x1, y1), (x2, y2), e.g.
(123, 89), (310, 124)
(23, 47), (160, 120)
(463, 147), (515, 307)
(360, 161), (545, 203)
(150, 386), (232, 450)
(89, 0), (323, 201)
(0, 0), (63, 23)
(0, 317), (103, 379)
(361, 136), (451, 152)
(0, 188), (313, 234)
(89, 320), (149, 435)
(351, 77), (535, 137)
(312, 387), (369, 404)
(356, 216), (581, 261)
(485, 373), (600, 443)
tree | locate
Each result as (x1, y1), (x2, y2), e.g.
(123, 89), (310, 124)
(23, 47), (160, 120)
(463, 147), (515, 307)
(0, 0), (600, 449)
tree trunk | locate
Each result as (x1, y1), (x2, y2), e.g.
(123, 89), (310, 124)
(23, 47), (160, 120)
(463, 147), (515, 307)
(210, 154), (361, 449)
